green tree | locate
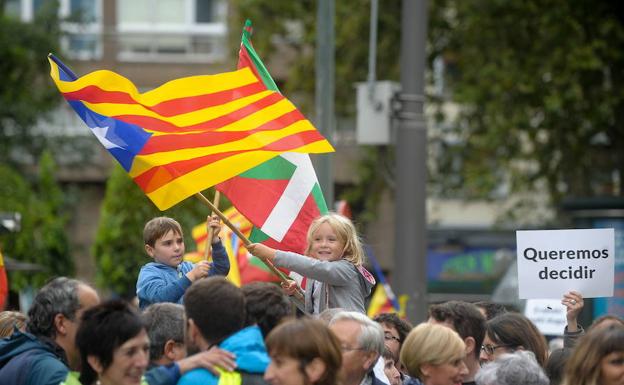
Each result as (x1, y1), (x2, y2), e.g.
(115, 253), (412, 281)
(0, 1), (62, 164)
(429, 0), (624, 213)
(0, 150), (72, 290)
(93, 165), (221, 298)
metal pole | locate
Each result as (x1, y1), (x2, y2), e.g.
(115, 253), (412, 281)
(394, 0), (428, 323)
(315, 0), (335, 206)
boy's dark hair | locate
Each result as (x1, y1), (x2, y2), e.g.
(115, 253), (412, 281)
(144, 216), (183, 247)
(372, 312), (413, 345)
(184, 277), (246, 344)
(242, 282), (293, 338)
(76, 300), (145, 385)
(473, 301), (508, 320)
(428, 301), (486, 359)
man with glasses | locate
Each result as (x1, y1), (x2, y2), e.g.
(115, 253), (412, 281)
(427, 301), (486, 385)
(329, 311), (386, 385)
(373, 313), (413, 371)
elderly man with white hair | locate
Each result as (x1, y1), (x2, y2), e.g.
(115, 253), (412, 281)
(329, 311), (387, 385)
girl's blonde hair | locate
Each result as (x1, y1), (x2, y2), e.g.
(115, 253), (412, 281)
(400, 323), (466, 381)
(304, 213), (366, 266)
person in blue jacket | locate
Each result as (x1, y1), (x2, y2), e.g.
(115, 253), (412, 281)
(136, 216), (230, 309)
(178, 276), (270, 385)
(0, 277), (100, 385)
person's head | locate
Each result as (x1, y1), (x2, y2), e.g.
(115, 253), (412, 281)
(590, 314), (624, 330)
(475, 350), (549, 385)
(0, 311), (27, 337)
(76, 300), (149, 385)
(545, 348), (572, 385)
(329, 311), (384, 385)
(382, 347), (401, 385)
(143, 216), (184, 268)
(372, 312), (413, 362)
(242, 282), (293, 338)
(400, 323), (468, 385)
(305, 213), (365, 266)
(264, 318), (342, 385)
(562, 324), (624, 385)
(142, 303), (186, 365)
(428, 301), (486, 361)
(480, 313), (548, 367)
(27, 277), (100, 369)
(473, 301), (508, 321)
(184, 276), (246, 350)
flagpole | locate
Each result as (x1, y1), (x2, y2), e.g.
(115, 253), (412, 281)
(194, 192), (305, 298)
(203, 191), (220, 261)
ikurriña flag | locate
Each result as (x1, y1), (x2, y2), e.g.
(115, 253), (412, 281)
(216, 20), (330, 255)
(47, 54), (334, 210)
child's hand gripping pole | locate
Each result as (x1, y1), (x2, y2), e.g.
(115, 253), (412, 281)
(203, 191), (221, 261)
(194, 193), (306, 304)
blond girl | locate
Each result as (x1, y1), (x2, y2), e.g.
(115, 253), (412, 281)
(248, 213), (375, 314)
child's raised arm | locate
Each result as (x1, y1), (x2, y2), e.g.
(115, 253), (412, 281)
(246, 243), (276, 261)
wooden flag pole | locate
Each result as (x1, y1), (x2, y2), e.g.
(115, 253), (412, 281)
(194, 192), (296, 285)
(203, 191), (221, 261)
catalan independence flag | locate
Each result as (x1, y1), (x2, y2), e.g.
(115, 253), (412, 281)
(48, 54), (334, 210)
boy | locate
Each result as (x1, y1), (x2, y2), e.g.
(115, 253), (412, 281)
(137, 216), (229, 309)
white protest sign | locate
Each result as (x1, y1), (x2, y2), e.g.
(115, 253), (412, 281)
(524, 299), (566, 336)
(517, 228), (614, 299)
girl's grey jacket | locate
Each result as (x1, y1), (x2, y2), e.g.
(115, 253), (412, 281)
(274, 251), (376, 314)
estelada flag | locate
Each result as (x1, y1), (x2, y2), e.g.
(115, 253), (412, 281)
(217, 20), (329, 254)
(48, 54), (334, 210)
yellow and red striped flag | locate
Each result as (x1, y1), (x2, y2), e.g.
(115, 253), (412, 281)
(186, 207), (253, 286)
(47, 55), (334, 210)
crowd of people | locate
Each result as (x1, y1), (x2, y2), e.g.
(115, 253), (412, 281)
(0, 213), (621, 385)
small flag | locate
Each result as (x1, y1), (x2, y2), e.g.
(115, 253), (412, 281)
(366, 246), (404, 318)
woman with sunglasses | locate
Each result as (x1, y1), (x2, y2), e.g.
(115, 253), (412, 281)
(264, 318), (342, 385)
(479, 313), (548, 367)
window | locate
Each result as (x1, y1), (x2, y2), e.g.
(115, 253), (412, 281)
(4, 0), (102, 60)
(116, 0), (227, 63)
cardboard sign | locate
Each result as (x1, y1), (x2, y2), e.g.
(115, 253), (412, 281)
(524, 299), (566, 336)
(517, 229), (614, 299)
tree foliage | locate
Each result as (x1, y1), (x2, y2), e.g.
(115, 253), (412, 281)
(233, 0), (624, 222)
(0, 150), (72, 290)
(93, 165), (222, 298)
(0, 1), (62, 165)
(429, 0), (624, 210)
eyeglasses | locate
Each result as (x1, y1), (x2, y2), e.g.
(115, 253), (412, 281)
(384, 332), (400, 343)
(481, 344), (515, 355)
